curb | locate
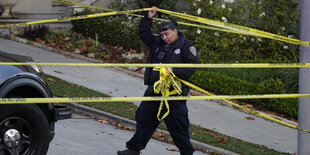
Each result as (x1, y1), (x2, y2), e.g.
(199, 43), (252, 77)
(65, 102), (238, 155)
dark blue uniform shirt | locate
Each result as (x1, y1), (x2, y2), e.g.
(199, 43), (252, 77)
(139, 16), (199, 87)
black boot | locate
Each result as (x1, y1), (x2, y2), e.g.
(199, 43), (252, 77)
(117, 149), (140, 155)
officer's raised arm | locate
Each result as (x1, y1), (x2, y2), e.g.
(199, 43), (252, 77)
(148, 6), (157, 19)
(138, 6), (160, 49)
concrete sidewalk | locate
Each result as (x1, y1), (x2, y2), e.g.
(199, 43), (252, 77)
(48, 113), (211, 155)
(0, 37), (298, 154)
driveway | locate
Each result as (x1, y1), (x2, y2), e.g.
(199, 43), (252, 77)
(47, 113), (207, 155)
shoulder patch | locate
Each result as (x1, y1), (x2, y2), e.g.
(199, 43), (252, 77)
(189, 46), (197, 56)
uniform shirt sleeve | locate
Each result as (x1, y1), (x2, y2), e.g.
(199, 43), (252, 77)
(172, 45), (199, 80)
(139, 15), (160, 50)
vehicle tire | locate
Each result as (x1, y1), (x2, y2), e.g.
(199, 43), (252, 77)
(0, 104), (50, 155)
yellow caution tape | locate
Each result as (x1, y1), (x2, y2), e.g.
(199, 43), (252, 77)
(54, 0), (299, 45)
(156, 9), (310, 46)
(0, 8), (152, 28)
(1, 95), (309, 132)
(2, 61), (309, 131)
(157, 8), (310, 46)
(150, 68), (310, 133)
(1, 94), (310, 104)
(2, 0), (306, 46)
(141, 66), (310, 133)
(53, 0), (309, 47)
(2, 62), (310, 68)
(153, 67), (182, 121)
(53, 0), (251, 37)
(179, 79), (310, 134)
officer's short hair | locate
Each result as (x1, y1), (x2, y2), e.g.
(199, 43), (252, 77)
(160, 20), (178, 32)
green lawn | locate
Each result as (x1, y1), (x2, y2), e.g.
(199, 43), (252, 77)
(44, 74), (288, 155)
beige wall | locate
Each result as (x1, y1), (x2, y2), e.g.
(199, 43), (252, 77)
(13, 0), (52, 12)
(93, 0), (114, 8)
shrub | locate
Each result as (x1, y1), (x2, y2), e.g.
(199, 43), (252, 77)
(209, 68), (299, 94)
(189, 69), (257, 95)
(184, 0), (299, 63)
(71, 9), (145, 52)
(22, 25), (50, 41)
(278, 68), (299, 93)
(255, 78), (298, 118)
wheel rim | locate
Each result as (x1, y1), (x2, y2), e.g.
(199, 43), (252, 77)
(0, 117), (33, 155)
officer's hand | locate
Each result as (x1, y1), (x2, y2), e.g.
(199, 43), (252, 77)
(166, 67), (173, 74)
(148, 6), (158, 19)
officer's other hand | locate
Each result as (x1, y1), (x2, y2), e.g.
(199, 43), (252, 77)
(148, 6), (158, 19)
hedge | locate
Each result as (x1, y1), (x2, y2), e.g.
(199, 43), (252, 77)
(189, 70), (298, 118)
(71, 10), (144, 52)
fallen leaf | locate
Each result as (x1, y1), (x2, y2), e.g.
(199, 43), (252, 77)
(152, 131), (165, 138)
(54, 71), (63, 74)
(123, 126), (133, 131)
(46, 78), (55, 82)
(10, 35), (17, 41)
(166, 147), (179, 152)
(98, 119), (109, 124)
(244, 104), (253, 108)
(48, 43), (57, 47)
(129, 48), (136, 54)
(117, 122), (123, 128)
(135, 67), (142, 72)
(104, 54), (111, 60)
(220, 138), (225, 143)
(80, 45), (88, 52)
(266, 111), (276, 115)
(55, 103), (62, 106)
(245, 117), (255, 120)
(65, 55), (73, 58)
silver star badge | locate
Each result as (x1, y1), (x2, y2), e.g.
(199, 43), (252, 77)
(174, 49), (181, 55)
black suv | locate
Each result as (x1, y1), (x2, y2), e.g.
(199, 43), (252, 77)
(0, 51), (72, 155)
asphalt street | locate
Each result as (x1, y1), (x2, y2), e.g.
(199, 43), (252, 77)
(0, 37), (299, 154)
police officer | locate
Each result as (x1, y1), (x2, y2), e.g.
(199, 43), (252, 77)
(117, 6), (199, 155)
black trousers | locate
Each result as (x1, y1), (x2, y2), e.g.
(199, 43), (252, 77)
(126, 87), (195, 155)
